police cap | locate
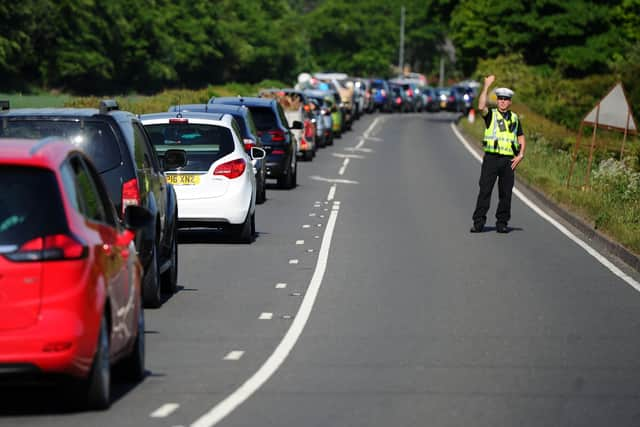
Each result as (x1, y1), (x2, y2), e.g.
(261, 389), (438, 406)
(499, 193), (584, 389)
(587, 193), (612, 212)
(495, 87), (514, 99)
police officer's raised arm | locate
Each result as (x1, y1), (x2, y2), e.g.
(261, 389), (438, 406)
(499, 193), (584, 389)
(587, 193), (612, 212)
(478, 75), (495, 116)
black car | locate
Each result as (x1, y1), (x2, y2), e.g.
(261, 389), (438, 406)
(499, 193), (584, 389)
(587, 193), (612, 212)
(389, 84), (411, 113)
(168, 103), (267, 204)
(0, 100), (181, 308)
(209, 97), (300, 189)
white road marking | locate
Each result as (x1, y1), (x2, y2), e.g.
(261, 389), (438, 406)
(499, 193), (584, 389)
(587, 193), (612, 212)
(296, 240), (304, 245)
(150, 403), (180, 418)
(327, 184), (336, 201)
(190, 202), (342, 427)
(332, 153), (365, 159)
(309, 213), (317, 217)
(450, 123), (640, 291)
(259, 312), (273, 320)
(223, 351), (244, 361)
(275, 283), (287, 289)
(338, 158), (350, 175)
(344, 147), (373, 153)
(309, 175), (359, 184)
(289, 259), (299, 265)
(363, 116), (382, 139)
(302, 224), (311, 229)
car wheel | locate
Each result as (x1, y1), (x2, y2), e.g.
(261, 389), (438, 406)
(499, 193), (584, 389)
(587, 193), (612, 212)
(119, 304), (145, 382)
(304, 150), (313, 161)
(233, 211), (254, 243)
(143, 243), (162, 308)
(161, 229), (178, 294)
(86, 315), (110, 410)
(256, 170), (266, 204)
(291, 160), (297, 188)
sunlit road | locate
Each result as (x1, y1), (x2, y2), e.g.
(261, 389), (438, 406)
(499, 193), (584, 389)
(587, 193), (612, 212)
(3, 112), (640, 427)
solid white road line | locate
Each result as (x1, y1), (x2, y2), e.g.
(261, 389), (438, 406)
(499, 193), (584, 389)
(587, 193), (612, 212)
(309, 175), (359, 184)
(332, 153), (365, 159)
(150, 403), (180, 418)
(223, 351), (244, 361)
(327, 184), (336, 201)
(190, 202), (341, 427)
(338, 158), (350, 175)
(450, 123), (640, 291)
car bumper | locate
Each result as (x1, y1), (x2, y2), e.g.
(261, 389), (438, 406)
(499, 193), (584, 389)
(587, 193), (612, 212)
(0, 310), (95, 378)
(177, 180), (253, 225)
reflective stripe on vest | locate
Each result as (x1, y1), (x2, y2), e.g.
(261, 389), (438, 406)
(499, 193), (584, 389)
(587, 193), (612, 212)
(483, 108), (519, 156)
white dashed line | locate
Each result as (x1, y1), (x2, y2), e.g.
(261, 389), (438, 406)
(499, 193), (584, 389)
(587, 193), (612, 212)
(332, 153), (365, 159)
(338, 158), (350, 175)
(327, 184), (336, 201)
(275, 283), (287, 289)
(289, 259), (299, 265)
(190, 201), (342, 427)
(150, 403), (180, 418)
(259, 312), (273, 320)
(223, 351), (244, 361)
(302, 224), (311, 229)
(309, 213), (317, 217)
(296, 240), (304, 245)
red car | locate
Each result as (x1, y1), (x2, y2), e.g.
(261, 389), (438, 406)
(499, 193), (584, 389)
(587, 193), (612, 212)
(0, 138), (151, 410)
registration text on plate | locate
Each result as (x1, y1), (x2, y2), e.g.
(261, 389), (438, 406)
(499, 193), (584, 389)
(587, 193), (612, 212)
(167, 174), (200, 185)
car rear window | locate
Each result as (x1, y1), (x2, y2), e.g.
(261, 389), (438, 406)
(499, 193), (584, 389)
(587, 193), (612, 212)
(371, 81), (386, 89)
(248, 107), (279, 131)
(144, 123), (236, 172)
(0, 119), (121, 173)
(0, 167), (68, 248)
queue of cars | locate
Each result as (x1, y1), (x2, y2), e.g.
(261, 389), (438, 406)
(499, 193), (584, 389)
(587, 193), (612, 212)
(0, 73), (475, 409)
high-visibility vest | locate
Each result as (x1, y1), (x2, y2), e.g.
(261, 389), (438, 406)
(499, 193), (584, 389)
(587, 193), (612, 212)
(483, 108), (519, 156)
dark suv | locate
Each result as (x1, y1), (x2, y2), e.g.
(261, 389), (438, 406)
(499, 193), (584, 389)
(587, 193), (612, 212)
(0, 100), (180, 308)
(209, 97), (300, 189)
(168, 103), (267, 203)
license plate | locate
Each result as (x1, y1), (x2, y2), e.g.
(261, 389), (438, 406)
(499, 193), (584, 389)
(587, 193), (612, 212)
(440, 101), (447, 108)
(167, 174), (200, 185)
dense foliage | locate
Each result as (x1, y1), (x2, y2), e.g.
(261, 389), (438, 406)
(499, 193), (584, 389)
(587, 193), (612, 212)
(1, 0), (639, 99)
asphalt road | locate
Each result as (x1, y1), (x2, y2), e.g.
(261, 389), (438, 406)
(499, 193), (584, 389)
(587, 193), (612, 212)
(3, 112), (640, 427)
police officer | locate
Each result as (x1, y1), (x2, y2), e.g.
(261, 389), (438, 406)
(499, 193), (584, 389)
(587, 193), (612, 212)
(470, 75), (526, 233)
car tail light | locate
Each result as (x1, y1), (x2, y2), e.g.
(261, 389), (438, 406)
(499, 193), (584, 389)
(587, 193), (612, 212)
(407, 89), (414, 97)
(396, 97), (402, 105)
(449, 96), (455, 102)
(243, 138), (256, 152)
(304, 121), (314, 139)
(381, 90), (386, 97)
(122, 178), (141, 216)
(5, 234), (88, 262)
(268, 130), (285, 142)
(272, 149), (286, 155)
(169, 118), (189, 124)
(300, 140), (308, 149)
(213, 158), (246, 179)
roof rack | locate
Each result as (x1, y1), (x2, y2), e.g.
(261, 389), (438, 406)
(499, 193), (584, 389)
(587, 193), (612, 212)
(99, 99), (119, 114)
(0, 100), (9, 111)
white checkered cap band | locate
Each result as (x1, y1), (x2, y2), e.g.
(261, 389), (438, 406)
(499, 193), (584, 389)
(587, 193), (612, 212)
(495, 87), (514, 98)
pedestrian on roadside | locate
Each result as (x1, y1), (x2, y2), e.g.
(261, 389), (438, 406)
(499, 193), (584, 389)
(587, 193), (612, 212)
(470, 74), (526, 234)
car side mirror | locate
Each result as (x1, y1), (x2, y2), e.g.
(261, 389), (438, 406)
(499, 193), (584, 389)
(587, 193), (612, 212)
(122, 205), (153, 231)
(163, 149), (187, 170)
(290, 121), (303, 130)
(251, 147), (266, 160)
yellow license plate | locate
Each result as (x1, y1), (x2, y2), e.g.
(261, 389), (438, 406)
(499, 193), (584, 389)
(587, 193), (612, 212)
(167, 174), (200, 185)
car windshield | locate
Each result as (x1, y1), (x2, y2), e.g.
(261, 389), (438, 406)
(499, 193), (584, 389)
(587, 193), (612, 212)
(0, 166), (67, 247)
(246, 107), (278, 131)
(145, 123), (236, 172)
(0, 119), (121, 173)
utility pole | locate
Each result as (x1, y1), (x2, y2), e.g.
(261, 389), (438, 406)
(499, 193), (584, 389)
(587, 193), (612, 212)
(439, 56), (445, 87)
(398, 6), (405, 75)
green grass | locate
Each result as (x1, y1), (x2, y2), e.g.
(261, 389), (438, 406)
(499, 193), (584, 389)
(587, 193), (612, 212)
(460, 104), (640, 256)
(0, 92), (71, 108)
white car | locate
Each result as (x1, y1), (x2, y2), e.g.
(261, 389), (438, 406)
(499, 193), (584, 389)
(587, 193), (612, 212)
(140, 112), (265, 242)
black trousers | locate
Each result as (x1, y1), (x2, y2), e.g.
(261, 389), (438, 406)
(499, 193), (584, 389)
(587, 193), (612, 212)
(472, 153), (514, 227)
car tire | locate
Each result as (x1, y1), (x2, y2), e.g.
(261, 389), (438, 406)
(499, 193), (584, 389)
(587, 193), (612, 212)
(143, 243), (162, 308)
(256, 172), (266, 204)
(86, 315), (111, 410)
(119, 304), (145, 382)
(291, 161), (297, 188)
(304, 150), (313, 161)
(161, 228), (178, 294)
(233, 211), (254, 243)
